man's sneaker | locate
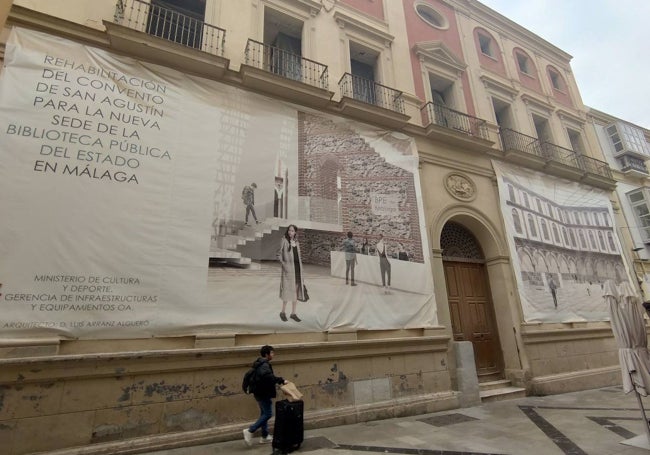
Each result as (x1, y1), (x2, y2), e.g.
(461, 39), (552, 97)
(260, 435), (273, 444)
(243, 429), (253, 447)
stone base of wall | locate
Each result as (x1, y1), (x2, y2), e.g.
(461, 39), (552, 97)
(529, 366), (621, 396)
(38, 392), (459, 455)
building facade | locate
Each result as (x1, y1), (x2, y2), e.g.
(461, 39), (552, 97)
(0, 1), (642, 454)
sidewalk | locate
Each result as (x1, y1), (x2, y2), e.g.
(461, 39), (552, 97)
(143, 386), (650, 455)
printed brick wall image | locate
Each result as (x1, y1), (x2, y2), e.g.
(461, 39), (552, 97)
(298, 112), (424, 265)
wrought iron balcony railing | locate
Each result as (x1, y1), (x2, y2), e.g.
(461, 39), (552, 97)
(540, 142), (580, 168)
(421, 102), (489, 140)
(578, 154), (613, 179)
(114, 0), (226, 56)
(338, 73), (405, 114)
(500, 128), (543, 157)
(244, 39), (329, 90)
(500, 128), (614, 180)
(617, 155), (649, 174)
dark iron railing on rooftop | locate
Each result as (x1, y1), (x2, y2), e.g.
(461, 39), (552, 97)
(421, 102), (489, 140)
(114, 0), (226, 56)
(338, 73), (405, 114)
(500, 128), (613, 180)
(244, 39), (329, 90)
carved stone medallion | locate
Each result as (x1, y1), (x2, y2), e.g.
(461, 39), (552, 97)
(444, 172), (476, 201)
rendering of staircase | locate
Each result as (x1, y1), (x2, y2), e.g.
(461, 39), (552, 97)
(210, 219), (286, 269)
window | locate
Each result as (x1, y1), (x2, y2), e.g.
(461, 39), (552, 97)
(527, 214), (537, 237)
(512, 209), (523, 234)
(562, 227), (569, 245)
(567, 128), (584, 154)
(569, 230), (577, 247)
(607, 232), (616, 251)
(415, 2), (448, 29)
(606, 122), (650, 156)
(523, 193), (530, 208)
(598, 232), (606, 250)
(541, 220), (550, 240)
(508, 184), (516, 202)
(492, 97), (515, 130)
(589, 232), (597, 249)
(627, 188), (650, 242)
(516, 52), (531, 75)
(533, 114), (553, 143)
(552, 224), (560, 243)
(548, 67), (563, 91)
(579, 232), (587, 249)
(478, 33), (493, 57)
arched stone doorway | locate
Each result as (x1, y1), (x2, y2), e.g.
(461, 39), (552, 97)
(441, 221), (504, 380)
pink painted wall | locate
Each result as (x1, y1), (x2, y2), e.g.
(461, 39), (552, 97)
(340, 0), (384, 20)
(473, 27), (507, 78)
(401, 0), (476, 116)
(546, 65), (574, 108)
(513, 48), (542, 94)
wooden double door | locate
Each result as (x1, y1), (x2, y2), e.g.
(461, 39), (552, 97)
(443, 260), (503, 379)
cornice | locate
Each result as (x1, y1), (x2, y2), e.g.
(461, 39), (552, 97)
(417, 148), (496, 179)
(479, 73), (518, 99)
(263, 0), (323, 18)
(520, 92), (555, 114)
(555, 107), (586, 126)
(448, 0), (573, 66)
(333, 7), (393, 46)
(7, 5), (109, 48)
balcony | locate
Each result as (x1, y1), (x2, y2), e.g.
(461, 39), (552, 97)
(540, 142), (583, 180)
(500, 128), (615, 190)
(421, 102), (489, 142)
(106, 0), (229, 78)
(240, 39), (333, 107)
(337, 73), (409, 129)
(618, 154), (649, 176)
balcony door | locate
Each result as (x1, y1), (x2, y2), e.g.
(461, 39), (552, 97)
(147, 0), (206, 49)
(350, 42), (378, 105)
(264, 8), (303, 81)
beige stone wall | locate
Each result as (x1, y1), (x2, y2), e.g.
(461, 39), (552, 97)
(521, 323), (621, 395)
(0, 333), (458, 455)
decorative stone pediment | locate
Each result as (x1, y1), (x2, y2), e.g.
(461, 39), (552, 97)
(264, 0), (323, 18)
(413, 41), (466, 74)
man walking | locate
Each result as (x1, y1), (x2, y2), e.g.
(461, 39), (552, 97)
(242, 182), (259, 226)
(243, 345), (287, 446)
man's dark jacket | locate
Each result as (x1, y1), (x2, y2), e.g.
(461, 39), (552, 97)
(252, 357), (284, 400)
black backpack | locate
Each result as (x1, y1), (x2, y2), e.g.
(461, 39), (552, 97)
(242, 365), (259, 394)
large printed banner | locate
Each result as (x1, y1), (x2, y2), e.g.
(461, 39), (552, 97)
(0, 28), (436, 339)
(494, 161), (631, 322)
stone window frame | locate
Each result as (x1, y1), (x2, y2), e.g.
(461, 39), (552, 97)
(414, 40), (467, 112)
(333, 7), (396, 88)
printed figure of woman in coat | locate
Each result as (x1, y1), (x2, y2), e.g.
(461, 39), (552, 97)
(277, 224), (306, 322)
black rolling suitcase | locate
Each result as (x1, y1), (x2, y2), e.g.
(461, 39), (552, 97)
(272, 399), (304, 454)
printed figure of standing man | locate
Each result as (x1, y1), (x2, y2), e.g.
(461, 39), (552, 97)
(375, 234), (391, 294)
(548, 274), (558, 309)
(342, 231), (357, 286)
(242, 182), (259, 226)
